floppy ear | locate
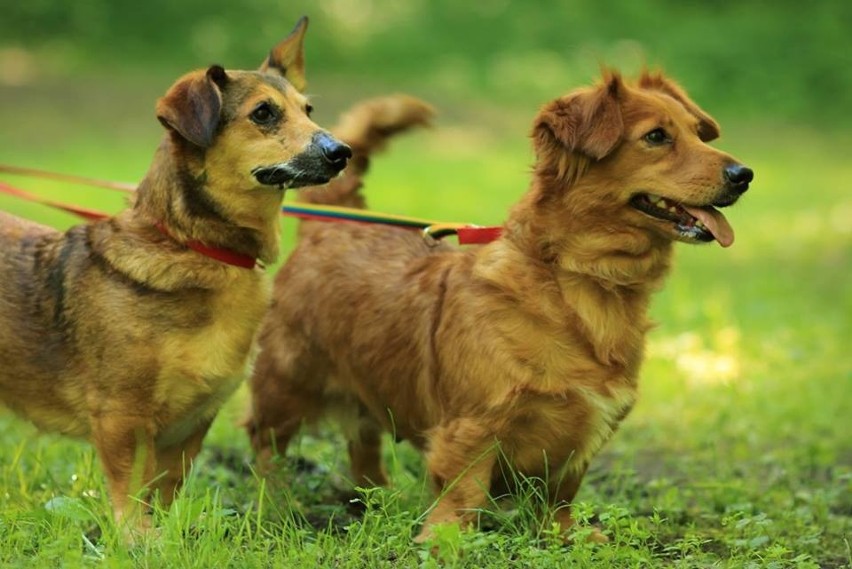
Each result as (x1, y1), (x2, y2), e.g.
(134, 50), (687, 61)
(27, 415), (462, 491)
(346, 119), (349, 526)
(156, 65), (227, 148)
(533, 73), (624, 160)
(259, 16), (309, 91)
(638, 70), (720, 142)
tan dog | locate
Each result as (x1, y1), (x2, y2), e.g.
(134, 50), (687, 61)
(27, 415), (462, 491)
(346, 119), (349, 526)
(245, 70), (753, 543)
(0, 17), (350, 533)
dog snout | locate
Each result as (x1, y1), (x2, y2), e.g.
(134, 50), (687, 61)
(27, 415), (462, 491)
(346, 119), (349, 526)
(724, 163), (753, 194)
(314, 132), (352, 170)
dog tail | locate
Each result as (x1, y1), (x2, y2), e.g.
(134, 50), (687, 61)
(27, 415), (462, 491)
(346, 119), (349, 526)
(297, 94), (435, 209)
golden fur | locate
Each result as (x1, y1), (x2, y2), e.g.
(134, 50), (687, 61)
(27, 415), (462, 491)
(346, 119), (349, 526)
(0, 18), (351, 534)
(245, 70), (753, 543)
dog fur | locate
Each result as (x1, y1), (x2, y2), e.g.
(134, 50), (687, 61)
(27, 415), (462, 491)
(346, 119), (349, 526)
(245, 70), (753, 543)
(0, 17), (351, 533)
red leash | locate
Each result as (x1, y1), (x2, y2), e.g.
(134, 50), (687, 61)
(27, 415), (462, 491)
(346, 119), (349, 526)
(0, 180), (258, 269)
(0, 164), (135, 193)
(0, 181), (110, 222)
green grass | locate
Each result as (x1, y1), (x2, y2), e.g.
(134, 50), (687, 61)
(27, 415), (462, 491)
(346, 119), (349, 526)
(0, 77), (850, 567)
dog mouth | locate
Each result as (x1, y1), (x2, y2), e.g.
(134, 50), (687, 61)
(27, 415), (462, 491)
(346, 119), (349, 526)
(252, 134), (350, 190)
(251, 164), (339, 189)
(629, 193), (735, 247)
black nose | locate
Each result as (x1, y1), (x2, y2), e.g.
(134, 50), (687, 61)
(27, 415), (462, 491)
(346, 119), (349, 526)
(724, 164), (753, 193)
(314, 132), (352, 168)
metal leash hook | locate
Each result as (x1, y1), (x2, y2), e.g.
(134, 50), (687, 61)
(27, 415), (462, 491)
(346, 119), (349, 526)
(423, 223), (504, 246)
(421, 223), (463, 247)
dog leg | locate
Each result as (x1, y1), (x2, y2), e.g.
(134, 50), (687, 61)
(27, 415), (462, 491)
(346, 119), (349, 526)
(347, 417), (388, 487)
(247, 397), (312, 478)
(152, 420), (213, 507)
(549, 462), (608, 543)
(248, 384), (326, 476)
(246, 342), (328, 477)
(91, 414), (157, 536)
(414, 419), (497, 544)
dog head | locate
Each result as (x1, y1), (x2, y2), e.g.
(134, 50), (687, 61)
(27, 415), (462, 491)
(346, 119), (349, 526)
(532, 70), (752, 248)
(155, 17), (351, 192)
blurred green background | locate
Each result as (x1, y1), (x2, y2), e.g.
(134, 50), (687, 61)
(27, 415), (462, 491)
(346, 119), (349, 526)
(2, 0), (851, 121)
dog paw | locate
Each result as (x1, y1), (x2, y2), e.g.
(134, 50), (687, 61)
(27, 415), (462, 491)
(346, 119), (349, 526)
(586, 526), (609, 543)
(561, 524), (609, 545)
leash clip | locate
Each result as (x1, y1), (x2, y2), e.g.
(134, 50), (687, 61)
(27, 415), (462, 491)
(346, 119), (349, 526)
(422, 223), (462, 247)
(422, 223), (504, 246)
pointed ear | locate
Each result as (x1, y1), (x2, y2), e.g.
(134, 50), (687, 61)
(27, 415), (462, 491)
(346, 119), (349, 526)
(639, 70), (720, 142)
(156, 65), (227, 148)
(259, 16), (309, 91)
(533, 73), (624, 160)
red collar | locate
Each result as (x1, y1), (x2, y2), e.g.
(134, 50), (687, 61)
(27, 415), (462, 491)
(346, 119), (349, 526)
(154, 222), (258, 269)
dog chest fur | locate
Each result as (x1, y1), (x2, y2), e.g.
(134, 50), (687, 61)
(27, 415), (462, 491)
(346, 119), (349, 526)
(153, 270), (269, 447)
(494, 379), (637, 476)
(438, 258), (643, 473)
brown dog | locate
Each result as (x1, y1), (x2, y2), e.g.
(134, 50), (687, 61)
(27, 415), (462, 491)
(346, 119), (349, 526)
(245, 70), (753, 543)
(0, 17), (350, 533)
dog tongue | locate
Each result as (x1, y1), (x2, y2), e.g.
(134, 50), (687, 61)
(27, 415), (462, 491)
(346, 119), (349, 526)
(683, 205), (735, 247)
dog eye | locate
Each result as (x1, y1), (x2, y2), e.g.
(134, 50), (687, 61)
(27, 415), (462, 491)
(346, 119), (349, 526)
(250, 103), (276, 125)
(644, 128), (670, 145)
(305, 104), (314, 117)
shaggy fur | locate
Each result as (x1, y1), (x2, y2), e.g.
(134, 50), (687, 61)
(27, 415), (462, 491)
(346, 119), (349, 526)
(245, 70), (753, 543)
